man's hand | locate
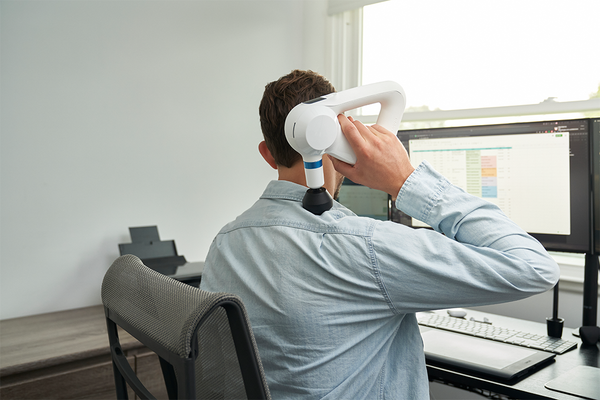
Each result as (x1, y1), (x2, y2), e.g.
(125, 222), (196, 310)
(331, 115), (415, 200)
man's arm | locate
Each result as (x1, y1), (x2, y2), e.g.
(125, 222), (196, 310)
(332, 115), (560, 312)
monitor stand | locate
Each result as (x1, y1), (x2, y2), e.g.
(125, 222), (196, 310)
(582, 253), (599, 327)
(577, 253), (599, 345)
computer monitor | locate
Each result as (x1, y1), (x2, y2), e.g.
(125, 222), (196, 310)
(336, 178), (390, 220)
(394, 118), (592, 254)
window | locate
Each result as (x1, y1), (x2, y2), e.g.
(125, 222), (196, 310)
(331, 0), (600, 126)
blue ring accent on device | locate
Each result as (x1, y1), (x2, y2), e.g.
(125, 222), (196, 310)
(304, 160), (323, 169)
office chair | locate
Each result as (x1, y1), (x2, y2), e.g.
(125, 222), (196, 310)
(101, 254), (271, 400)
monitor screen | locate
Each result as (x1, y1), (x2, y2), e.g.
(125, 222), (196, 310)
(337, 178), (390, 220)
(395, 119), (592, 253)
(592, 118), (600, 254)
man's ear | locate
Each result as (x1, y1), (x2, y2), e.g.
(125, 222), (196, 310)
(258, 141), (278, 170)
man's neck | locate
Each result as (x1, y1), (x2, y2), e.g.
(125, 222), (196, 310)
(277, 164), (307, 187)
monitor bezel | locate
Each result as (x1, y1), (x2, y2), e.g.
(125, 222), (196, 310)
(591, 118), (600, 255)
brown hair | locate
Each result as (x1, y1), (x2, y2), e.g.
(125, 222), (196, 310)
(259, 70), (335, 168)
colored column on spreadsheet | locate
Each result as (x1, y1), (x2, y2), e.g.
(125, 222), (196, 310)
(466, 151), (482, 196)
(481, 156), (498, 198)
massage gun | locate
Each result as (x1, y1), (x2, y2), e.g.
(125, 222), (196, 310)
(284, 81), (406, 214)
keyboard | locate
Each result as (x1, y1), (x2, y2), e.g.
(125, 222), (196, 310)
(418, 313), (578, 355)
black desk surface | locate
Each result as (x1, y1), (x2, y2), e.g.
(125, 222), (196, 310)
(149, 261), (204, 283)
(420, 309), (600, 399)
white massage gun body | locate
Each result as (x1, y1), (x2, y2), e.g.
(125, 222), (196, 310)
(285, 81), (406, 189)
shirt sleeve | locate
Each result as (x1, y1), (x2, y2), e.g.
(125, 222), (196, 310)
(371, 161), (560, 314)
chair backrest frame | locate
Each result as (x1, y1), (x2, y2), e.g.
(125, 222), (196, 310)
(211, 300), (271, 400)
(102, 255), (270, 400)
(105, 305), (196, 399)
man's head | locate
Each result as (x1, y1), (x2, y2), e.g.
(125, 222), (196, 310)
(259, 70), (335, 168)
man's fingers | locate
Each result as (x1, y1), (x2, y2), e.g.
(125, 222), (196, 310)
(338, 114), (360, 140)
(368, 123), (395, 138)
(337, 114), (368, 151)
(330, 156), (352, 176)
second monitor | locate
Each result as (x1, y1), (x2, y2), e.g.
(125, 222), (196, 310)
(337, 178), (390, 221)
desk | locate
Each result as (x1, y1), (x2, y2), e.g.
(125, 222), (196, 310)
(148, 261), (204, 287)
(423, 309), (600, 400)
(2, 304), (596, 399)
(0, 305), (168, 399)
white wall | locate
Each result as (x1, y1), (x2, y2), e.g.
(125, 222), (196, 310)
(0, 0), (329, 320)
(472, 285), (599, 330)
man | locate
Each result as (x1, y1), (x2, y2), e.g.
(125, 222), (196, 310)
(200, 70), (559, 399)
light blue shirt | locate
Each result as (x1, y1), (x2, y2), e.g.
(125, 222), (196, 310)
(201, 161), (559, 399)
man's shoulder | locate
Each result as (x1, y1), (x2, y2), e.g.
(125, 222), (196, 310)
(218, 200), (378, 238)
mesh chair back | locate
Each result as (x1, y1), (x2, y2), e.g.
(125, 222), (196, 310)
(102, 254), (270, 400)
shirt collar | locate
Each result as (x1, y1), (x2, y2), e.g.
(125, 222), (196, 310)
(260, 180), (358, 219)
(260, 180), (307, 202)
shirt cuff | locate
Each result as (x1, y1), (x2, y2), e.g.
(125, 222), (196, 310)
(395, 160), (451, 224)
